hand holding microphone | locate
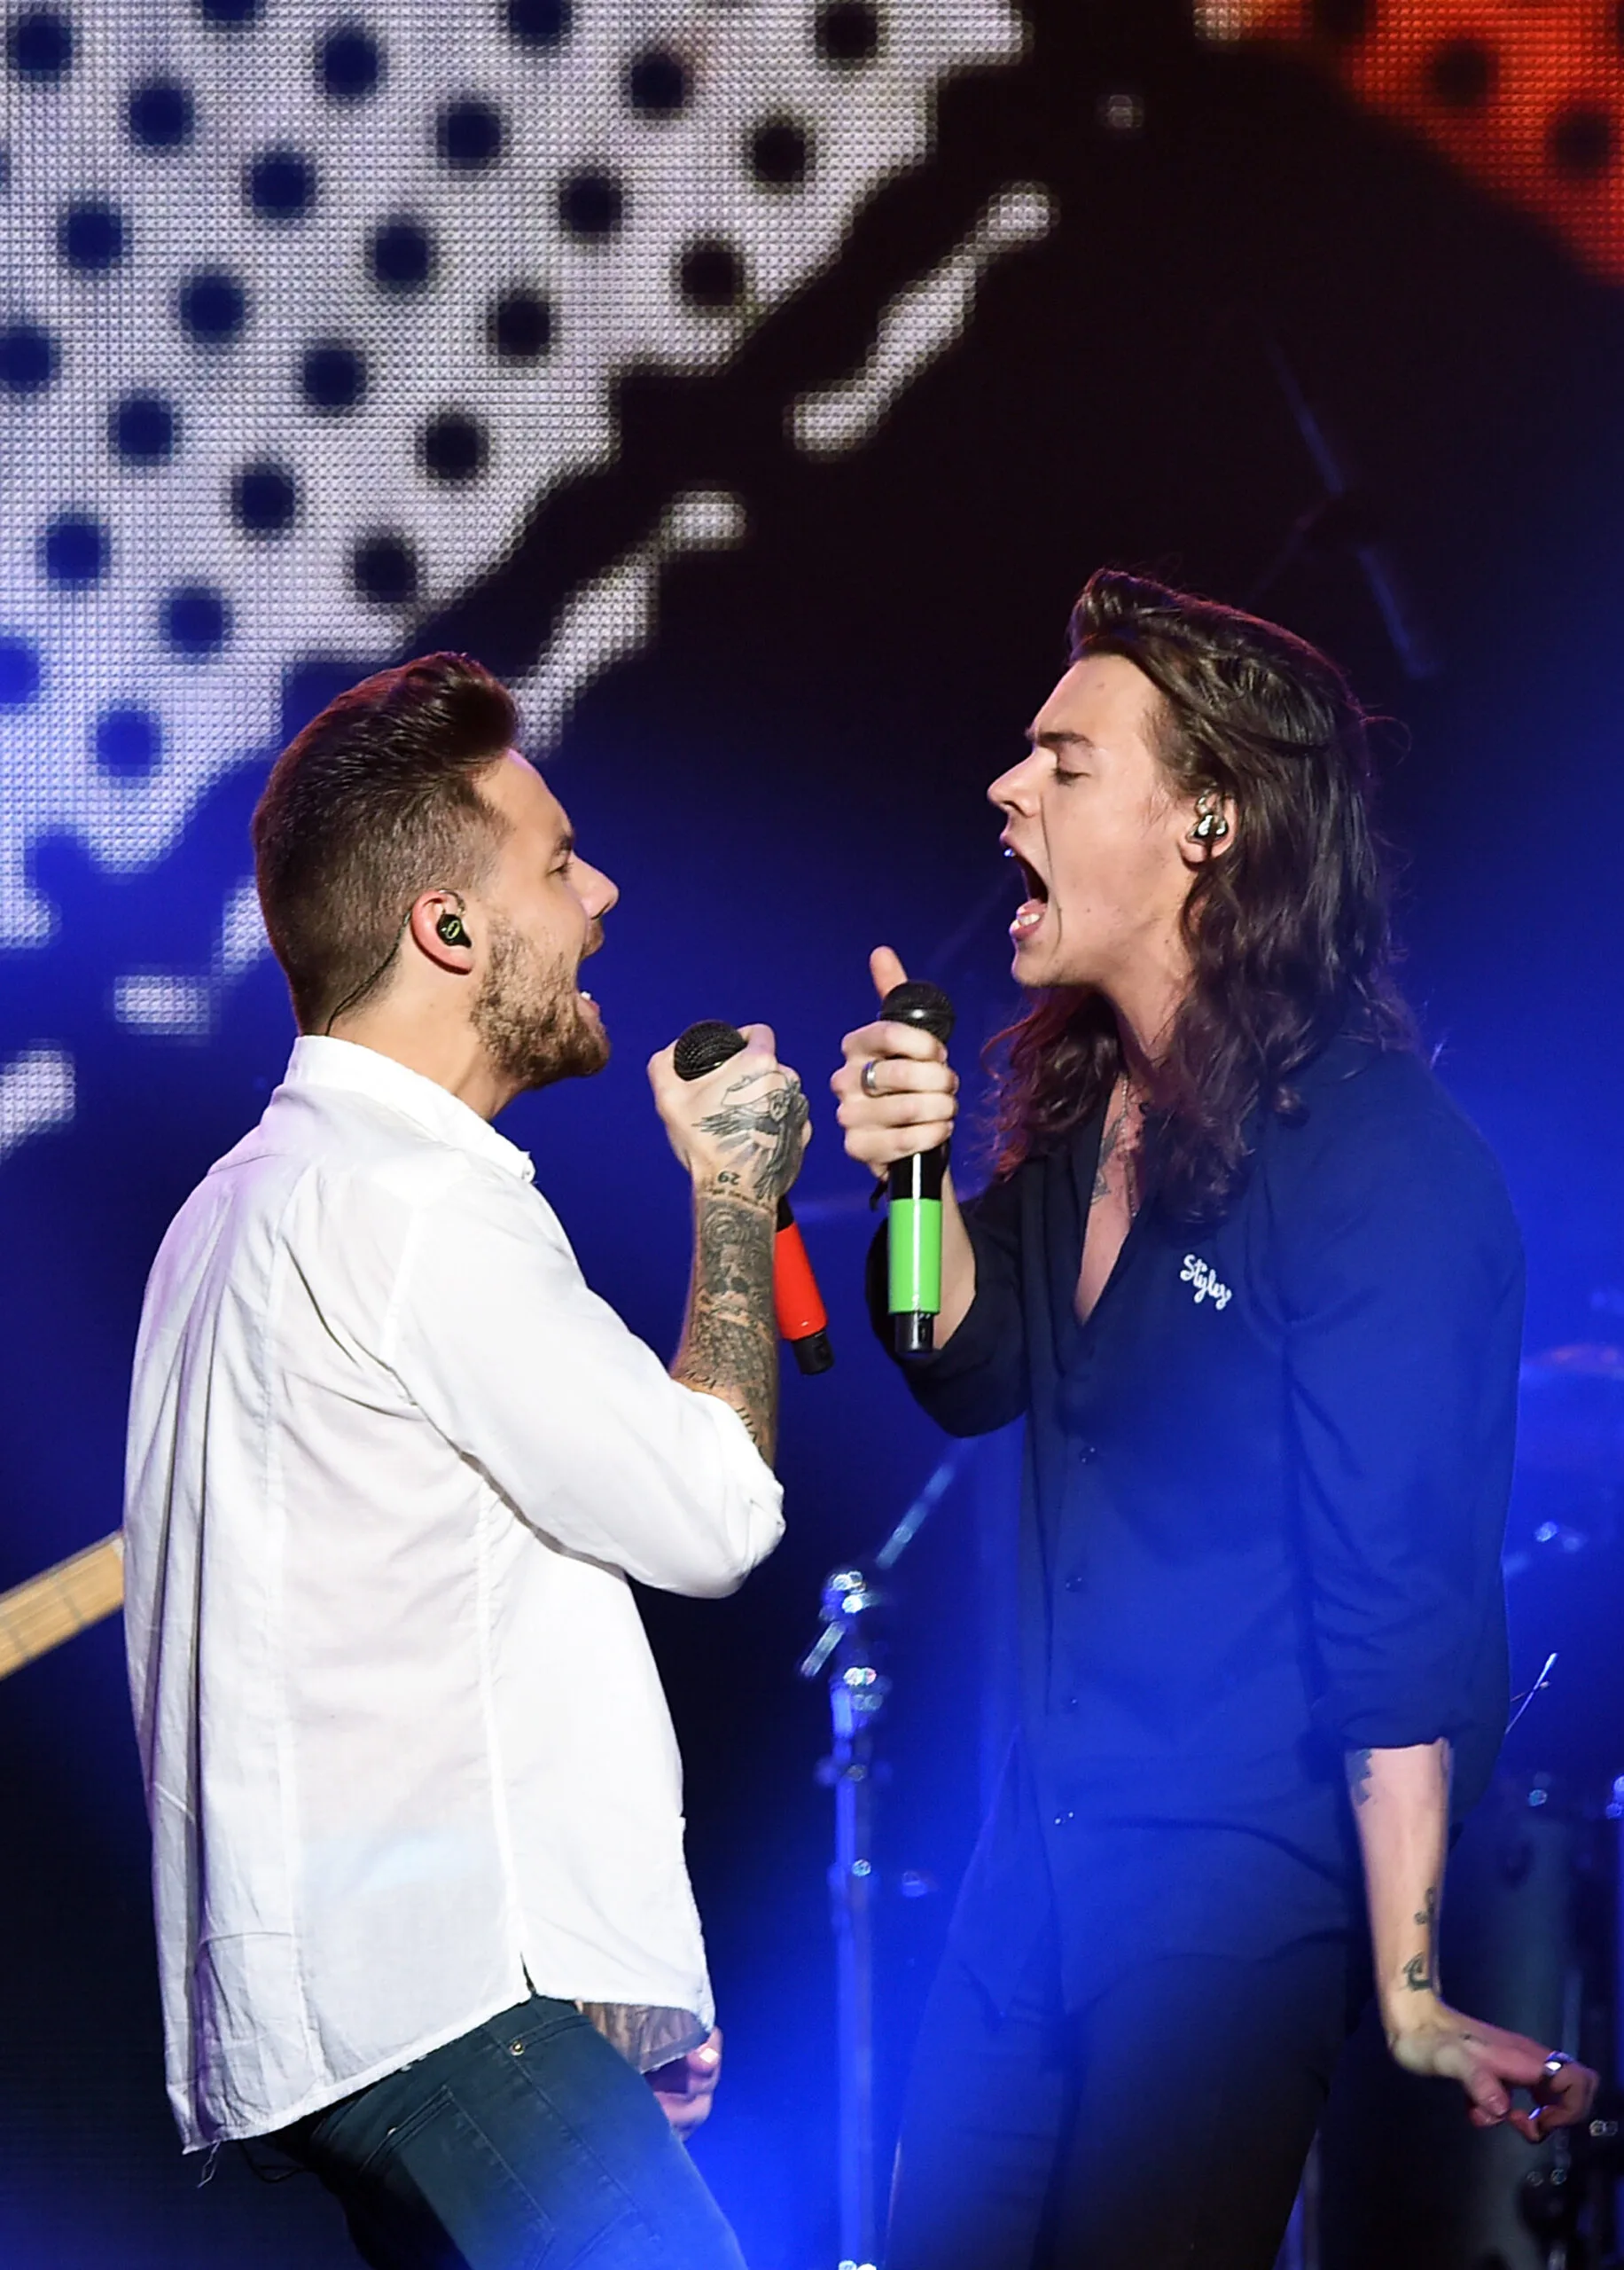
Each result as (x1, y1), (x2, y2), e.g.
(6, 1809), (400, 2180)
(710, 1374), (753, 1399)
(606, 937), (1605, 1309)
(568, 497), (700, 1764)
(832, 948), (961, 1357)
(656, 1019), (831, 1374)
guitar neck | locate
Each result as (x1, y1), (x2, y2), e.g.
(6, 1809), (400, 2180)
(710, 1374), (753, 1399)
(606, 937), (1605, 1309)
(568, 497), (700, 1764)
(0, 1532), (125, 1680)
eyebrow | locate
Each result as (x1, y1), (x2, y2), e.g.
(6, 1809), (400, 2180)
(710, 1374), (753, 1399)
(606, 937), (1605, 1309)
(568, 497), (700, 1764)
(553, 829), (575, 861)
(1026, 726), (1097, 754)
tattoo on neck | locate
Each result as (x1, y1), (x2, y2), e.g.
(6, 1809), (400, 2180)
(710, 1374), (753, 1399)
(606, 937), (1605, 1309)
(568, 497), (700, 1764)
(1091, 1081), (1140, 1210)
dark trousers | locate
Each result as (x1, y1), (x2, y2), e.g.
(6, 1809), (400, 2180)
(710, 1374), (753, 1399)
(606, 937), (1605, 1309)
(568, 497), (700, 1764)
(887, 1926), (1362, 2270)
(276, 1994), (747, 2270)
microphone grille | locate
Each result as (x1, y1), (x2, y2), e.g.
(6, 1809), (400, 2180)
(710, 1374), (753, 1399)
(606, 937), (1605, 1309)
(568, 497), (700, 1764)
(879, 981), (956, 1045)
(673, 1020), (746, 1082)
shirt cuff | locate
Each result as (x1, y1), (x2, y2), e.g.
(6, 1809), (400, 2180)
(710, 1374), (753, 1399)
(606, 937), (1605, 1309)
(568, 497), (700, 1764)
(675, 1379), (785, 1524)
(863, 1217), (1011, 1383)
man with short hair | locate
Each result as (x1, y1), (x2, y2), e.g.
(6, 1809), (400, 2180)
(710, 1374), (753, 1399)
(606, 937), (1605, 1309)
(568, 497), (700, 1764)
(125, 653), (805, 2268)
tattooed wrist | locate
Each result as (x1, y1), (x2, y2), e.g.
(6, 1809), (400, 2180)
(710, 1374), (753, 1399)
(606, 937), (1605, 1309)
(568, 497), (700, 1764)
(693, 1167), (775, 1215)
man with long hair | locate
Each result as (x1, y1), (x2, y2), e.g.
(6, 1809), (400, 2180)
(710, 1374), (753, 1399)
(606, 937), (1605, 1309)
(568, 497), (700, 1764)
(124, 654), (806, 2267)
(833, 571), (1595, 2266)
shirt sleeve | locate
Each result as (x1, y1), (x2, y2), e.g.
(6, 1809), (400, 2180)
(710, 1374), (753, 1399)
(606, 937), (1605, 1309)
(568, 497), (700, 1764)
(389, 1163), (785, 1599)
(865, 1165), (1029, 1435)
(1273, 1074), (1522, 1759)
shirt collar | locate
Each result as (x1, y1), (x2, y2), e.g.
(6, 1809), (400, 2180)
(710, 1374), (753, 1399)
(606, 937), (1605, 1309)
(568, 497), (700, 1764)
(282, 1036), (536, 1184)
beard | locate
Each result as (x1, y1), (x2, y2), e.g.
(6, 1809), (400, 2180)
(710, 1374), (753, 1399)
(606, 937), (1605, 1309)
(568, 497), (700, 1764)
(471, 914), (609, 1092)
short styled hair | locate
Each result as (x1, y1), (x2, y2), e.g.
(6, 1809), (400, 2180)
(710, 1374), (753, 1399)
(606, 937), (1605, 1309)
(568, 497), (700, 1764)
(253, 653), (517, 1031)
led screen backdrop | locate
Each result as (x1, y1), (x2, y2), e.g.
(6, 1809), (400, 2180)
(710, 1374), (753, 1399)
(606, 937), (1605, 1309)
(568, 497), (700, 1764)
(6, 3), (1624, 2265)
(1199, 0), (1624, 286)
(2, 0), (1033, 1112)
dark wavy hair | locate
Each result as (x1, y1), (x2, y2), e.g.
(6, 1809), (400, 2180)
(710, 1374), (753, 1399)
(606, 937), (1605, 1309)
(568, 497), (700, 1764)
(991, 569), (1416, 1218)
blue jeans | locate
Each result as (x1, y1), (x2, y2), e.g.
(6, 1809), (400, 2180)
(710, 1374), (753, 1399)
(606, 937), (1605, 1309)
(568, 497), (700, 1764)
(277, 1995), (748, 2269)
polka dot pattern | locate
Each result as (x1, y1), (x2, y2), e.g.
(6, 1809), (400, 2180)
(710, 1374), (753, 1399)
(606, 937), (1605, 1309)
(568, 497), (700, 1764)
(0, 0), (1026, 946)
(59, 200), (127, 273)
(110, 395), (178, 462)
(162, 584), (230, 658)
(751, 120), (814, 187)
(1213, 4), (1624, 291)
(369, 216), (435, 291)
(1425, 37), (1495, 113)
(816, 3), (882, 67)
(419, 412), (488, 483)
(1549, 103), (1614, 184)
(230, 463), (300, 536)
(95, 707), (163, 778)
(127, 78), (196, 147)
(437, 98), (504, 172)
(678, 240), (746, 309)
(245, 147), (318, 222)
(628, 51), (689, 115)
(41, 513), (108, 588)
(506, 0), (571, 50)
(0, 324), (58, 395)
(558, 170), (623, 239)
(7, 10), (74, 83)
(316, 25), (382, 103)
(0, 641), (43, 708)
(488, 289), (552, 361)
(350, 533), (419, 607)
(300, 342), (367, 412)
(176, 270), (248, 344)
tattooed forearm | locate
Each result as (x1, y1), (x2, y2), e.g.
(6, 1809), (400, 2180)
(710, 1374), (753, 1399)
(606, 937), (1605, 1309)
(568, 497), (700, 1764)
(673, 1186), (779, 1459)
(697, 1071), (809, 1209)
(1345, 1742), (1452, 2031)
(1403, 1884), (1440, 1992)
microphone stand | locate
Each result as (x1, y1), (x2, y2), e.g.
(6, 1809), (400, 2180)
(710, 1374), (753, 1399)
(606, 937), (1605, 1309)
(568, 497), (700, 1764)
(798, 1445), (973, 2270)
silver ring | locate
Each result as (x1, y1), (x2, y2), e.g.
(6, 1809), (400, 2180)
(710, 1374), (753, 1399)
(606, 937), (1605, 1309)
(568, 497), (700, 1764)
(861, 1059), (883, 1099)
(1542, 2051), (1574, 2080)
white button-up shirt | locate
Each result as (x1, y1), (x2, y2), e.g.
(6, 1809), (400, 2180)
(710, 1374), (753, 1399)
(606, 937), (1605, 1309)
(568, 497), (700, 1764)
(123, 1037), (785, 2150)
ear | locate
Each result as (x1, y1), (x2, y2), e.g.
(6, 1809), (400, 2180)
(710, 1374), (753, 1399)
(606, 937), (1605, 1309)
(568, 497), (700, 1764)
(407, 889), (475, 974)
(1177, 789), (1238, 869)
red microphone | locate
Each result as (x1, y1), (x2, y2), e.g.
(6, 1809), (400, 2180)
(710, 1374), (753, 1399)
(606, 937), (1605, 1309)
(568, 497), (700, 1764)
(672, 1022), (833, 1376)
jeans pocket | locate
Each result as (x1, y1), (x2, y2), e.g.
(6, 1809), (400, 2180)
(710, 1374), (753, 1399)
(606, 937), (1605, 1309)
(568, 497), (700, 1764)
(350, 2081), (456, 2180)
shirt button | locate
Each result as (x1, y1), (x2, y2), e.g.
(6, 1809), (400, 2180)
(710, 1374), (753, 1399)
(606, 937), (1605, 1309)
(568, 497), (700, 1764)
(1052, 1810), (1075, 1827)
(1074, 1440), (1097, 1464)
(1062, 1694), (1080, 1712)
(1065, 1572), (1085, 1593)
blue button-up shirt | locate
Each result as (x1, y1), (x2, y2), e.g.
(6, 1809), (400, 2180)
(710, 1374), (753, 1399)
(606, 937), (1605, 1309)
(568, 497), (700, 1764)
(874, 1036), (1521, 2007)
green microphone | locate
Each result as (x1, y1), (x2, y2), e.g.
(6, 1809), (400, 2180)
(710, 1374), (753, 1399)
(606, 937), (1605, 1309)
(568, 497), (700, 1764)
(879, 981), (956, 1358)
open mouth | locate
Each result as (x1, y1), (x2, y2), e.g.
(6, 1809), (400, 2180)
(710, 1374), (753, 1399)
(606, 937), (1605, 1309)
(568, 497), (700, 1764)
(578, 922), (605, 1000)
(1004, 843), (1049, 940)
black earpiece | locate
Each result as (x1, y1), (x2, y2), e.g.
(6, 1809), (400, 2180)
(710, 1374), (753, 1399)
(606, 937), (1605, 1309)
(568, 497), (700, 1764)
(435, 910), (471, 949)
